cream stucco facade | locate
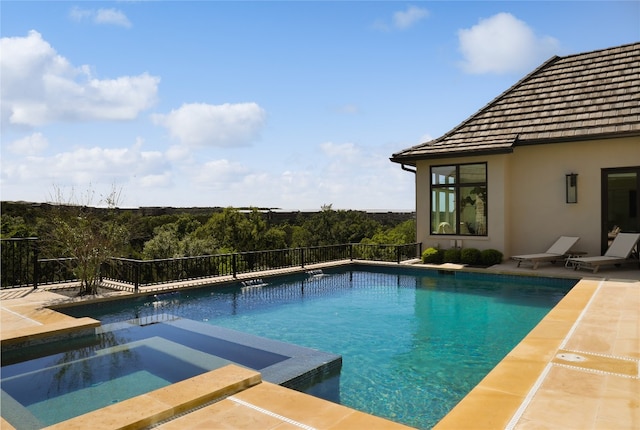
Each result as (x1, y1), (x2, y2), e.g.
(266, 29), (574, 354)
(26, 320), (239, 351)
(414, 137), (640, 259)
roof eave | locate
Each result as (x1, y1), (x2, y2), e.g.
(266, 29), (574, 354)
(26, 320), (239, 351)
(390, 147), (514, 165)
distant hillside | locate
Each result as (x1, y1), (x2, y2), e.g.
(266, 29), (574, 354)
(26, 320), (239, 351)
(1, 201), (414, 226)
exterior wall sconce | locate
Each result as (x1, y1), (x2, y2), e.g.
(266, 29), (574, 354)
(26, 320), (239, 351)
(566, 173), (578, 203)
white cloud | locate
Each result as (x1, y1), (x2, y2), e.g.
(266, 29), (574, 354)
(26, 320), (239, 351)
(192, 159), (250, 189)
(308, 141), (414, 208)
(138, 173), (172, 188)
(1, 140), (170, 188)
(393, 6), (429, 30)
(373, 5), (428, 31)
(165, 144), (192, 162)
(0, 31), (159, 128)
(69, 7), (132, 28)
(69, 7), (92, 22)
(458, 12), (559, 74)
(152, 102), (267, 148)
(0, 135), (413, 210)
(95, 9), (132, 28)
(8, 132), (49, 155)
(320, 142), (360, 161)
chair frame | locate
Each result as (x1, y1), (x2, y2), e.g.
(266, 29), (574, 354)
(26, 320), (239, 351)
(511, 236), (580, 270)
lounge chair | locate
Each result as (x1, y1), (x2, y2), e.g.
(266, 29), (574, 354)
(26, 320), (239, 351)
(511, 236), (580, 269)
(568, 232), (640, 273)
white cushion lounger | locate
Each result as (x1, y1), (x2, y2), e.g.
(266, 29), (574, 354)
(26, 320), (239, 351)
(511, 236), (580, 269)
(568, 232), (640, 273)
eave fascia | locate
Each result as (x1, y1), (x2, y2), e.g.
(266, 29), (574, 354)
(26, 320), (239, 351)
(390, 147), (514, 165)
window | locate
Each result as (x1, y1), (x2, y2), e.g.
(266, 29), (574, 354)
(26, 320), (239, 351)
(431, 163), (487, 235)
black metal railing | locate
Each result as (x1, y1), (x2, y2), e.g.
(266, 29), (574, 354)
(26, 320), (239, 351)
(1, 238), (421, 290)
(0, 237), (38, 288)
(352, 243), (421, 263)
(36, 257), (78, 287)
(102, 253), (237, 289)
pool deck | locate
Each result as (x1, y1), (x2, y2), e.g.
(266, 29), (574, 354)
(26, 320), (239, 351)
(1, 260), (638, 429)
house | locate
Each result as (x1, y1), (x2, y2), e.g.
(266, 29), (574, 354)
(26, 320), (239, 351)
(391, 42), (640, 259)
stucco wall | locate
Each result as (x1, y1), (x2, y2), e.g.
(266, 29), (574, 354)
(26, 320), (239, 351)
(414, 136), (640, 259)
(507, 137), (639, 257)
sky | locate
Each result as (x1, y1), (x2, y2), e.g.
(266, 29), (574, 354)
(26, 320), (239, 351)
(1, 1), (638, 210)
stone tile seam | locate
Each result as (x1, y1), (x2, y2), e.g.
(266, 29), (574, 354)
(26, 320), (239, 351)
(228, 397), (317, 430)
(551, 362), (640, 379)
(559, 279), (606, 350)
(0, 306), (43, 326)
(504, 363), (554, 430)
(505, 280), (608, 430)
(148, 393), (233, 428)
(560, 349), (640, 363)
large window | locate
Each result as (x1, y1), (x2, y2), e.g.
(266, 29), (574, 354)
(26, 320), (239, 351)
(431, 163), (487, 236)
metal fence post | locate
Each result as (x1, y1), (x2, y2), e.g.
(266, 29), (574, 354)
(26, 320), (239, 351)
(33, 241), (39, 290)
(134, 261), (140, 294)
(397, 245), (401, 264)
(300, 248), (305, 268)
(232, 253), (237, 278)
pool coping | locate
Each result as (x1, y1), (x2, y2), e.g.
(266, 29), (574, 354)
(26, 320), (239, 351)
(1, 260), (639, 429)
(156, 317), (344, 388)
(434, 276), (640, 429)
(42, 365), (263, 429)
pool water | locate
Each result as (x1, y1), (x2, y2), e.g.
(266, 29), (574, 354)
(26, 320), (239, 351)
(2, 339), (213, 426)
(0, 317), (337, 428)
(60, 267), (575, 429)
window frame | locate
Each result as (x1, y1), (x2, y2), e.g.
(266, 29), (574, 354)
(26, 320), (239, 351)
(430, 162), (488, 236)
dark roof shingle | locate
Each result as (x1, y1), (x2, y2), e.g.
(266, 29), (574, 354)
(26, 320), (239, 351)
(392, 42), (640, 163)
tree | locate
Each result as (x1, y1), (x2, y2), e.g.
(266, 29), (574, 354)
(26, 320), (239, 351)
(142, 214), (219, 259)
(1, 215), (34, 238)
(43, 186), (128, 296)
(193, 207), (288, 252)
(363, 219), (416, 244)
(298, 207), (381, 246)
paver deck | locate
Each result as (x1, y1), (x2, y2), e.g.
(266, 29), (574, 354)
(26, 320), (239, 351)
(434, 277), (640, 430)
(1, 261), (638, 429)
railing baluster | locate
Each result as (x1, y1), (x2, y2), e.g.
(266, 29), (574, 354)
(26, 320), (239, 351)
(2, 238), (421, 289)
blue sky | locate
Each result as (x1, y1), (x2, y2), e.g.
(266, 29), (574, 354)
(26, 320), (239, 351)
(1, 1), (638, 210)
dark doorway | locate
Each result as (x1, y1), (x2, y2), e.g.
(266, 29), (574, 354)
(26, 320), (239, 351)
(602, 167), (640, 253)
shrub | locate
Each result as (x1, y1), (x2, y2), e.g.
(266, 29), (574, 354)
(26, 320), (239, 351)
(480, 249), (504, 266)
(460, 248), (481, 265)
(443, 248), (461, 263)
(422, 247), (443, 264)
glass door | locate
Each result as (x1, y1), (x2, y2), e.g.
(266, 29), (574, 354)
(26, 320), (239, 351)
(602, 167), (640, 253)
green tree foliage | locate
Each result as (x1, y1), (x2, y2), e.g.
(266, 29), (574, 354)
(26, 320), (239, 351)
(2, 202), (415, 261)
(1, 215), (34, 238)
(297, 208), (381, 246)
(142, 214), (220, 259)
(43, 186), (128, 295)
(194, 207), (288, 253)
(361, 219), (416, 245)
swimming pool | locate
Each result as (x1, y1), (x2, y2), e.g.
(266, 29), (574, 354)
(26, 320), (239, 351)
(3, 265), (576, 429)
(1, 315), (340, 428)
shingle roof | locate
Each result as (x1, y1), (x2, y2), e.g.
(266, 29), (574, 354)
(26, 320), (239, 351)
(391, 42), (640, 164)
